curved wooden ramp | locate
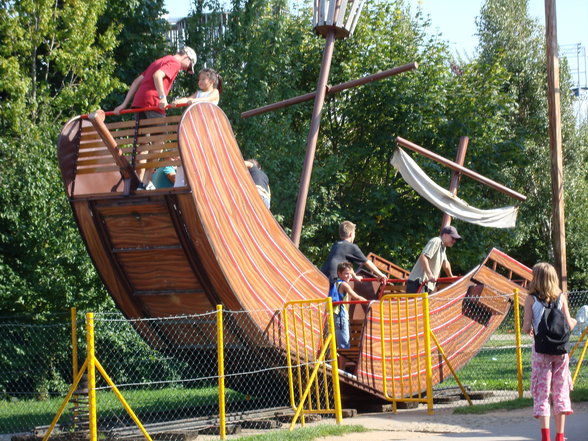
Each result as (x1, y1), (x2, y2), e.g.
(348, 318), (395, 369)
(176, 103), (327, 315)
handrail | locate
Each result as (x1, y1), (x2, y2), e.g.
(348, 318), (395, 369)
(358, 276), (462, 284)
(80, 103), (190, 119)
(87, 109), (141, 193)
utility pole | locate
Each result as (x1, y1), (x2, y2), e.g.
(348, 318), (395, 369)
(545, 0), (567, 291)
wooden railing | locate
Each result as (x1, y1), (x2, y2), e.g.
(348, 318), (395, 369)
(78, 113), (181, 177)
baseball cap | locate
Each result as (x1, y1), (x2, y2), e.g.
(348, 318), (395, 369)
(441, 225), (461, 240)
(182, 46), (197, 74)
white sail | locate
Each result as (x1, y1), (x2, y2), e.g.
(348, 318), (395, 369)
(391, 148), (518, 228)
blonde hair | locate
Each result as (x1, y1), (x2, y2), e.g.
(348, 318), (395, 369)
(529, 262), (560, 303)
(339, 221), (356, 240)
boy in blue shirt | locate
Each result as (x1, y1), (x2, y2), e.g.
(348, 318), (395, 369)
(331, 262), (367, 349)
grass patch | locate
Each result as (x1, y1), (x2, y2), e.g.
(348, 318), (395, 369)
(572, 387), (588, 402)
(437, 343), (588, 393)
(0, 386), (245, 434)
(232, 424), (368, 441)
(453, 397), (532, 414)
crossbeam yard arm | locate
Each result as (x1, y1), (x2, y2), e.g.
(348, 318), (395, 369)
(241, 62), (418, 119)
(396, 136), (527, 202)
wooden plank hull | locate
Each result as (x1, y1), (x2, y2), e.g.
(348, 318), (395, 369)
(57, 104), (531, 404)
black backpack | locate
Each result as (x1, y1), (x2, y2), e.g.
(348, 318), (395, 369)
(532, 294), (570, 355)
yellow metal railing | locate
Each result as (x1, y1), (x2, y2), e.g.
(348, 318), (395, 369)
(379, 293), (433, 414)
(379, 293), (471, 414)
(513, 289), (524, 398)
(283, 298), (342, 430)
(217, 305), (226, 440)
(43, 313), (152, 441)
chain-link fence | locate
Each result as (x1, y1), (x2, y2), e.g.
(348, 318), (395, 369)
(429, 289), (588, 405)
(1, 291), (587, 438)
(0, 312), (77, 436)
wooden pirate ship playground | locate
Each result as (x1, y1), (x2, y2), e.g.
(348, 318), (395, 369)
(57, 0), (535, 408)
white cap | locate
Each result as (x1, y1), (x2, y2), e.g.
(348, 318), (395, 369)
(182, 46), (197, 74)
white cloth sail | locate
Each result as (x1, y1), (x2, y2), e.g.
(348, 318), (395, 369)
(391, 148), (518, 228)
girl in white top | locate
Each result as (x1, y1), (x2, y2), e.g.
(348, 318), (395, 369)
(172, 69), (222, 187)
(172, 68), (222, 106)
(523, 262), (577, 441)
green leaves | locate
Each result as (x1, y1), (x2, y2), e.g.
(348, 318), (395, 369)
(0, 0), (120, 315)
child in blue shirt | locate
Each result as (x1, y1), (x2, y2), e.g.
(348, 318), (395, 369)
(331, 261), (367, 349)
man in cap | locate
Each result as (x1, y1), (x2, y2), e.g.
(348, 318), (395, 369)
(113, 47), (197, 187)
(406, 225), (461, 293)
(114, 46), (197, 117)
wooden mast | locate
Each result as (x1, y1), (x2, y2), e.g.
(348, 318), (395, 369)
(291, 0), (366, 248)
(440, 136), (469, 230)
(545, 0), (567, 290)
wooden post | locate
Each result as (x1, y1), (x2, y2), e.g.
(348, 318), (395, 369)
(88, 109), (141, 194)
(396, 137), (526, 201)
(241, 62), (418, 119)
(291, 30), (336, 247)
(441, 136), (469, 230)
(545, 0), (567, 291)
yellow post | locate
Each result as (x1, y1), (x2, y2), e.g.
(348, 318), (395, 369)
(217, 305), (226, 440)
(326, 298), (342, 424)
(422, 294), (434, 415)
(86, 313), (98, 441)
(71, 307), (78, 379)
(94, 361), (152, 441)
(513, 289), (524, 398)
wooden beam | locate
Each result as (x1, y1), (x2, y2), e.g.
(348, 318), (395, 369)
(395, 136), (526, 202)
(545, 0), (567, 290)
(88, 110), (140, 194)
(441, 136), (469, 230)
(291, 31), (337, 247)
(241, 62), (418, 119)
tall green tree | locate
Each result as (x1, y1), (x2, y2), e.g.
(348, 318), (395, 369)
(476, 0), (588, 285)
(98, 0), (170, 111)
(0, 0), (122, 315)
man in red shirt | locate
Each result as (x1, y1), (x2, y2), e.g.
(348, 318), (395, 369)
(114, 46), (197, 117)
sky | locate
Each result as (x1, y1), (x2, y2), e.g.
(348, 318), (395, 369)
(163, 0), (587, 86)
(163, 0), (587, 49)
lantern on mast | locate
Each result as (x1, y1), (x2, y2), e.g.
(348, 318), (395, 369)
(312, 0), (365, 39)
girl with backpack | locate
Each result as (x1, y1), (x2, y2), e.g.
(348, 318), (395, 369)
(523, 262), (577, 441)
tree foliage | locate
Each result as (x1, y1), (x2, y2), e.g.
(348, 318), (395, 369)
(475, 0), (588, 285)
(0, 0), (124, 315)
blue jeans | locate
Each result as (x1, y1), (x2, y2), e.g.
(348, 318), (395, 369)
(334, 307), (350, 349)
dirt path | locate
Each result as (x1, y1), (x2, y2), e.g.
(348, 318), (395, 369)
(315, 402), (588, 441)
